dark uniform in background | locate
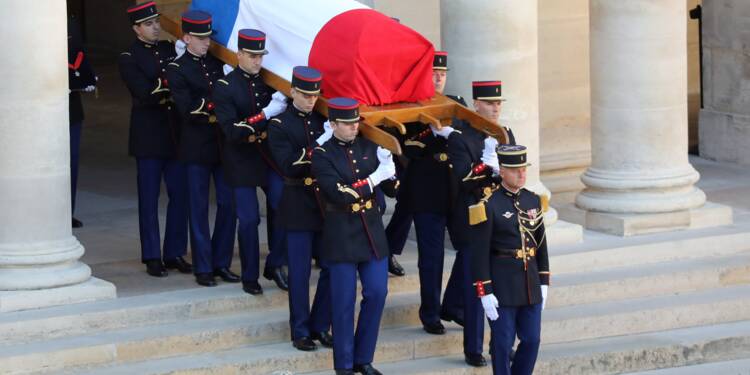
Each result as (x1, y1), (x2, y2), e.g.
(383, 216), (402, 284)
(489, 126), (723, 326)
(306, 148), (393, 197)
(67, 16), (97, 228)
(166, 10), (235, 287)
(119, 1), (190, 278)
(268, 66), (332, 351)
(470, 145), (549, 375)
(442, 80), (513, 366)
(214, 29), (287, 295)
(311, 98), (392, 375)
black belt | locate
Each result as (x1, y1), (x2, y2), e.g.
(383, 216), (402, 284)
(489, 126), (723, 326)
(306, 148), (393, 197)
(284, 177), (316, 186)
(491, 248), (536, 259)
(326, 198), (376, 213)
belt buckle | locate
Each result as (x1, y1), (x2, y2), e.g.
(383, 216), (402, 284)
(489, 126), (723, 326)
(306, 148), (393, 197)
(438, 153), (448, 162)
(516, 249), (524, 259)
(529, 248), (536, 257)
(260, 131), (268, 139)
(351, 203), (361, 212)
(365, 200), (373, 209)
(209, 114), (217, 124)
(304, 177), (313, 186)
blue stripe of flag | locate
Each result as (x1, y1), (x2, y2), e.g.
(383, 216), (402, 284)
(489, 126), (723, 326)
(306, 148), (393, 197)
(190, 0), (240, 47)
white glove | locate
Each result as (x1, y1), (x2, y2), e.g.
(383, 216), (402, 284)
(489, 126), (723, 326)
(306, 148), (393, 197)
(83, 85), (96, 93)
(262, 92), (288, 119)
(222, 64), (234, 76)
(175, 39), (186, 58)
(541, 285), (548, 310)
(316, 120), (333, 145)
(430, 125), (455, 139)
(481, 294), (500, 321)
(367, 147), (396, 188)
(481, 137), (500, 175)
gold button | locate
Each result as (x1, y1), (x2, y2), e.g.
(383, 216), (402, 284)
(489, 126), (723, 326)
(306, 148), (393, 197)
(209, 115), (217, 123)
(365, 200), (373, 209)
(353, 160), (357, 163)
(439, 153), (448, 162)
(304, 177), (313, 186)
(351, 203), (361, 212)
(356, 169), (360, 173)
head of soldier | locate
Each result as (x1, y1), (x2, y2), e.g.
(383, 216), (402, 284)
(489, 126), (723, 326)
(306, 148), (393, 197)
(236, 29), (268, 75)
(181, 10), (213, 57)
(128, 2), (161, 44)
(472, 81), (505, 122)
(328, 97), (361, 142)
(432, 51), (448, 95)
(290, 66), (322, 114)
(497, 145), (530, 192)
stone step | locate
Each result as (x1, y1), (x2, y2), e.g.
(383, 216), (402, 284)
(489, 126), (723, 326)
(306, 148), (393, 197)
(75, 318), (750, 375)
(624, 358), (750, 374)
(4, 247), (750, 348)
(5, 283), (750, 374)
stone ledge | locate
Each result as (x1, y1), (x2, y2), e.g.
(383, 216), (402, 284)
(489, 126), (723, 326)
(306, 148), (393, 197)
(558, 201), (733, 236)
(0, 278), (116, 313)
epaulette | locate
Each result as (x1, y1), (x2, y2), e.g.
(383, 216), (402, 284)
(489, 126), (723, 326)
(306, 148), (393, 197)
(168, 62), (180, 67)
(217, 79), (229, 85)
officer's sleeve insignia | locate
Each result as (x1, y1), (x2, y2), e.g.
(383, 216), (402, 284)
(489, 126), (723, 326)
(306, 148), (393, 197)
(453, 129), (463, 134)
(404, 140), (426, 148)
(190, 99), (208, 115)
(168, 62), (180, 68)
(337, 183), (360, 200)
(120, 52), (131, 56)
(292, 149), (311, 166)
(270, 118), (282, 126)
(217, 79), (229, 85)
(314, 146), (326, 152)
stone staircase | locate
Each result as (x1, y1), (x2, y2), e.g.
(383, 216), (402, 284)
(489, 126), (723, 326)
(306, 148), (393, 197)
(2, 218), (750, 374)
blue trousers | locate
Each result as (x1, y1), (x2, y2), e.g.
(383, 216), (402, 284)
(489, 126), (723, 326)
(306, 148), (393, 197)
(264, 170), (286, 267)
(413, 212), (447, 326)
(455, 248), (485, 355)
(329, 256), (388, 370)
(232, 187), (262, 282)
(488, 303), (542, 375)
(70, 122), (82, 215)
(442, 252), (464, 320)
(186, 163), (236, 275)
(384, 192), (412, 256)
(286, 231), (331, 340)
(136, 158), (188, 262)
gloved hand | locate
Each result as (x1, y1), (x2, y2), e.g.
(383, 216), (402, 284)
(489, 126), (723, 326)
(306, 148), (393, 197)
(430, 125), (455, 139)
(367, 147), (396, 188)
(481, 294), (500, 321)
(541, 285), (548, 310)
(175, 39), (186, 58)
(262, 91), (288, 119)
(316, 120), (333, 145)
(481, 137), (500, 175)
(83, 85), (96, 93)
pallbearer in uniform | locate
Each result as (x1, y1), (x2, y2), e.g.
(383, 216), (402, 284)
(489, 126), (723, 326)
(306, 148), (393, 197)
(214, 29), (288, 295)
(311, 98), (395, 375)
(166, 10), (235, 287)
(119, 1), (191, 278)
(268, 66), (333, 351)
(470, 145), (549, 375)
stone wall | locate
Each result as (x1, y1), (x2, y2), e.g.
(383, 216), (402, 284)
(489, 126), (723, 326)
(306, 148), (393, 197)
(699, 0), (750, 165)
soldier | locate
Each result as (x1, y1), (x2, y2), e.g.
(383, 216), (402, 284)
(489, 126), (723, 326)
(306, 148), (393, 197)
(118, 1), (191, 278)
(166, 10), (235, 287)
(311, 98), (395, 375)
(267, 66), (333, 351)
(213, 29), (288, 295)
(470, 145), (549, 375)
(67, 16), (96, 228)
(432, 51), (466, 105)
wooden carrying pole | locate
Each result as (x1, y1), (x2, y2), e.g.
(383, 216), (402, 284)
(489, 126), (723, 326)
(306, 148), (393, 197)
(160, 14), (509, 153)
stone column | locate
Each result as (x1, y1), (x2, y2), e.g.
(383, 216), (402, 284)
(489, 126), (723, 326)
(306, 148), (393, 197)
(441, 0), (583, 245)
(0, 0), (115, 312)
(566, 0), (731, 235)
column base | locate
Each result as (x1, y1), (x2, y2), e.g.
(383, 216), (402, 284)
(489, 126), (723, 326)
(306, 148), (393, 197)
(547, 219), (584, 246)
(0, 278), (116, 313)
(558, 201), (733, 236)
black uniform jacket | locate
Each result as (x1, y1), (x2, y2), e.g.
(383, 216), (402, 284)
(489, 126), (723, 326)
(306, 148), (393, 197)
(311, 136), (390, 263)
(469, 186), (550, 307)
(402, 123), (453, 215)
(68, 18), (96, 125)
(166, 50), (224, 165)
(118, 39), (179, 159)
(214, 67), (274, 187)
(268, 105), (326, 231)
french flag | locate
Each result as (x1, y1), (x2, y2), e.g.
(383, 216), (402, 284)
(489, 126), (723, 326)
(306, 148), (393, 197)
(191, 0), (435, 105)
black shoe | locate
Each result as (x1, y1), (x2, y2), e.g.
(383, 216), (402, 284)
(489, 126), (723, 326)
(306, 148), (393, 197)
(145, 260), (168, 277)
(292, 336), (317, 351)
(311, 331), (333, 348)
(440, 310), (465, 327)
(422, 321), (446, 335)
(335, 370), (355, 375)
(164, 256), (192, 274)
(72, 217), (83, 228)
(195, 273), (217, 287)
(213, 268), (241, 283)
(464, 353), (487, 367)
(263, 266), (289, 291)
(242, 280), (263, 295)
(388, 255), (405, 276)
(353, 363), (383, 375)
